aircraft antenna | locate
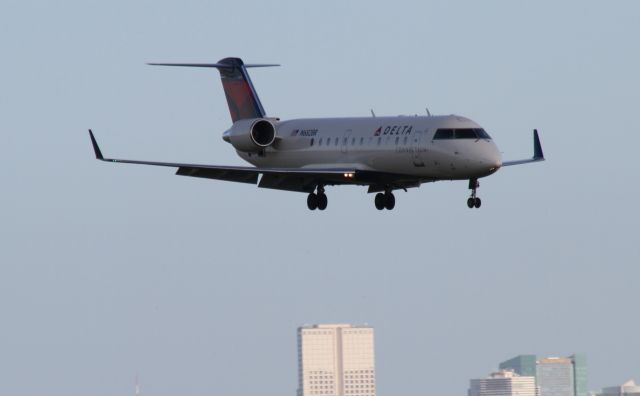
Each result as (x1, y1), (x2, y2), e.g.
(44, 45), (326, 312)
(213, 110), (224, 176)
(425, 107), (431, 116)
(370, 109), (376, 118)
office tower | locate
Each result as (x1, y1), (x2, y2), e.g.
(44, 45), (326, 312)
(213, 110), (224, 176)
(500, 355), (537, 377)
(536, 357), (575, 396)
(570, 355), (587, 396)
(469, 369), (537, 396)
(297, 324), (375, 396)
(500, 354), (587, 396)
(595, 380), (640, 396)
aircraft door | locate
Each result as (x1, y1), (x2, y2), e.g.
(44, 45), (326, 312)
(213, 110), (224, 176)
(412, 130), (425, 167)
(341, 129), (353, 154)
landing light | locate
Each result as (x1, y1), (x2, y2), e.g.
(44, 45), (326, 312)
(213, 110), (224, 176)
(343, 173), (355, 178)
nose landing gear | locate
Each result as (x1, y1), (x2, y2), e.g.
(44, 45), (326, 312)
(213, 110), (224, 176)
(467, 178), (481, 209)
(307, 185), (328, 211)
(374, 190), (395, 210)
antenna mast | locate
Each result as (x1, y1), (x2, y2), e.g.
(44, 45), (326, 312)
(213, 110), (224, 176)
(135, 375), (140, 396)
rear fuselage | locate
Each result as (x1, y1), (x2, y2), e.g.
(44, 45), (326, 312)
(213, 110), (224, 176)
(233, 114), (502, 180)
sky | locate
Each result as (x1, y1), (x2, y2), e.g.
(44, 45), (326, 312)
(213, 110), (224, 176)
(1, 1), (639, 395)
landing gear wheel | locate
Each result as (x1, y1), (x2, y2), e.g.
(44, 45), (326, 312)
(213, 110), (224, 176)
(307, 193), (318, 210)
(317, 193), (328, 210)
(374, 193), (385, 210)
(467, 178), (482, 209)
(384, 192), (395, 210)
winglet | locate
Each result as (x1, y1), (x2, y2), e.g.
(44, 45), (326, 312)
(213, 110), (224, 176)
(533, 129), (544, 160)
(501, 129), (545, 167)
(88, 129), (104, 160)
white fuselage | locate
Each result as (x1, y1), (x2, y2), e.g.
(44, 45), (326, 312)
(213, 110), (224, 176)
(233, 115), (502, 180)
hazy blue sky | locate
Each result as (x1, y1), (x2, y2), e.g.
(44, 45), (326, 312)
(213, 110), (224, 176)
(1, 1), (639, 395)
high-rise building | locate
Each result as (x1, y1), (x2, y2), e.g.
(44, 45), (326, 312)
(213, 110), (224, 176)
(297, 324), (375, 396)
(469, 369), (537, 396)
(595, 380), (640, 396)
(500, 355), (537, 378)
(570, 355), (587, 396)
(536, 357), (574, 396)
(499, 355), (587, 396)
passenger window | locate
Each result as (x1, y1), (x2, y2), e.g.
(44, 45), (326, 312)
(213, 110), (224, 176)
(360, 137), (364, 145)
(319, 138), (323, 146)
(343, 137), (347, 145)
(310, 138), (314, 146)
(433, 129), (454, 139)
(335, 138), (339, 146)
(351, 137), (355, 145)
(455, 129), (478, 139)
(395, 137), (399, 145)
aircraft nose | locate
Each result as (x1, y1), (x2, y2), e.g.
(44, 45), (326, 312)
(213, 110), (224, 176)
(488, 152), (502, 169)
(481, 145), (502, 174)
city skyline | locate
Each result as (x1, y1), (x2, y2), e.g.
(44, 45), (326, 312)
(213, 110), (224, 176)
(469, 369), (537, 396)
(500, 354), (587, 396)
(593, 380), (640, 396)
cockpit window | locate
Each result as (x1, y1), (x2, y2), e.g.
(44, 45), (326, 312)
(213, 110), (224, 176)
(475, 128), (491, 139)
(433, 129), (454, 139)
(455, 129), (477, 139)
(434, 128), (492, 140)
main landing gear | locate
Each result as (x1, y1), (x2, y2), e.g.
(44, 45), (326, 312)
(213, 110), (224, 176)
(374, 191), (395, 210)
(467, 178), (481, 209)
(307, 185), (328, 211)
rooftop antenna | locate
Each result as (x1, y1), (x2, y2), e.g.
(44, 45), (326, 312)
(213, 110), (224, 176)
(370, 109), (376, 118)
(135, 375), (140, 396)
(425, 107), (431, 116)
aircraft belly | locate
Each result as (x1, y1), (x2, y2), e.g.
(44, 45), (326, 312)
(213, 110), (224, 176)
(243, 150), (431, 180)
(239, 147), (490, 182)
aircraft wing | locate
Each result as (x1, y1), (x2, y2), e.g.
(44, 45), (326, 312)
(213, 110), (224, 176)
(89, 130), (425, 193)
(501, 129), (545, 166)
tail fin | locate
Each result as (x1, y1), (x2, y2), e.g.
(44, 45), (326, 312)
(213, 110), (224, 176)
(148, 57), (279, 123)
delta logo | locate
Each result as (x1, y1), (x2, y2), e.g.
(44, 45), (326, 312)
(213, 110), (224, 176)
(374, 125), (414, 136)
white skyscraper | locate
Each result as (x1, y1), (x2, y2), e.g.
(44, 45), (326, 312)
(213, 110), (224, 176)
(469, 369), (538, 396)
(297, 324), (375, 396)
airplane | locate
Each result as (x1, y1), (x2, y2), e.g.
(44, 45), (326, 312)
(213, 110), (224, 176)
(89, 57), (544, 211)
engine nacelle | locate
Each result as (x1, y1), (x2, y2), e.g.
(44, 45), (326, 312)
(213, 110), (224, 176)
(223, 118), (277, 152)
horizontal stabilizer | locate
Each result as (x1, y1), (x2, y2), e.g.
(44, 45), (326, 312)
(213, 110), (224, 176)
(148, 57), (278, 123)
(147, 63), (280, 68)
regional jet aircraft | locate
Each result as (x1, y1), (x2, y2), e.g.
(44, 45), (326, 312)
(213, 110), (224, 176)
(89, 57), (544, 210)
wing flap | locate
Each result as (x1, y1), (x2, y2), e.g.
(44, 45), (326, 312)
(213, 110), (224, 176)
(176, 167), (259, 184)
(258, 173), (317, 192)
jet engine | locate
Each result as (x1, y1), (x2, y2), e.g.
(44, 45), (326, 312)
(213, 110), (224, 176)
(223, 118), (277, 152)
